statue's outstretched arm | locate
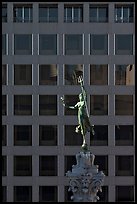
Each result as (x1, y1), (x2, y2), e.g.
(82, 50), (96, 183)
(61, 97), (78, 109)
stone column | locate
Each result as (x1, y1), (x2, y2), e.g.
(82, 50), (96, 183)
(66, 150), (105, 202)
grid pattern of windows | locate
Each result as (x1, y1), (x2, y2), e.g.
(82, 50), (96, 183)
(2, 2), (135, 202)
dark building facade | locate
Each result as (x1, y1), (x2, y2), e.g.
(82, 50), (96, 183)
(2, 2), (135, 202)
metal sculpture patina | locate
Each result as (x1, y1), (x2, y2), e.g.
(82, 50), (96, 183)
(61, 76), (94, 150)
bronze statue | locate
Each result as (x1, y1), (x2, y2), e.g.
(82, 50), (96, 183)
(61, 76), (94, 149)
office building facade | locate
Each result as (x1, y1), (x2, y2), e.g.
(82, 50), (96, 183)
(2, 2), (135, 202)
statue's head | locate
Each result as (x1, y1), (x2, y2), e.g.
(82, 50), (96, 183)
(79, 93), (84, 101)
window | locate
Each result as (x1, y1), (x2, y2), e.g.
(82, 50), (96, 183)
(39, 156), (57, 176)
(65, 156), (76, 174)
(39, 125), (57, 146)
(115, 34), (133, 55)
(64, 64), (83, 85)
(89, 4), (108, 22)
(14, 34), (32, 55)
(90, 34), (108, 55)
(94, 155), (108, 175)
(90, 125), (108, 146)
(39, 95), (57, 115)
(2, 125), (7, 146)
(2, 34), (7, 55)
(65, 186), (73, 202)
(2, 65), (7, 85)
(64, 4), (83, 22)
(115, 125), (134, 146)
(115, 4), (134, 23)
(14, 125), (32, 146)
(14, 95), (32, 115)
(115, 65), (134, 85)
(2, 4), (7, 22)
(90, 65), (108, 85)
(115, 156), (134, 176)
(65, 34), (83, 55)
(14, 156), (32, 176)
(97, 186), (108, 202)
(115, 95), (133, 115)
(39, 186), (58, 202)
(14, 186), (32, 202)
(116, 186), (134, 202)
(65, 125), (83, 146)
(2, 156), (7, 176)
(64, 95), (78, 115)
(14, 65), (32, 85)
(39, 4), (58, 22)
(39, 34), (57, 55)
(2, 186), (7, 202)
(39, 64), (58, 85)
(90, 95), (108, 115)
(13, 4), (32, 22)
(2, 95), (7, 116)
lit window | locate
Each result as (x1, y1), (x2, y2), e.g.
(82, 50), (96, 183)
(39, 186), (58, 202)
(64, 64), (83, 85)
(115, 95), (133, 115)
(39, 125), (57, 146)
(90, 34), (108, 55)
(116, 186), (134, 202)
(13, 4), (32, 22)
(39, 4), (58, 22)
(115, 156), (134, 176)
(115, 65), (134, 85)
(90, 125), (108, 146)
(115, 4), (134, 23)
(14, 95), (32, 115)
(39, 156), (57, 176)
(14, 125), (32, 146)
(90, 95), (108, 115)
(65, 34), (83, 55)
(2, 4), (7, 22)
(14, 156), (32, 176)
(89, 4), (108, 22)
(64, 4), (83, 22)
(115, 125), (134, 146)
(2, 65), (7, 85)
(14, 65), (32, 85)
(90, 65), (108, 85)
(65, 125), (83, 146)
(14, 186), (32, 202)
(115, 34), (133, 55)
(39, 64), (57, 85)
(39, 34), (57, 55)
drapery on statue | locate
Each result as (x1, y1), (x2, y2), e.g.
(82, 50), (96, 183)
(61, 76), (94, 149)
